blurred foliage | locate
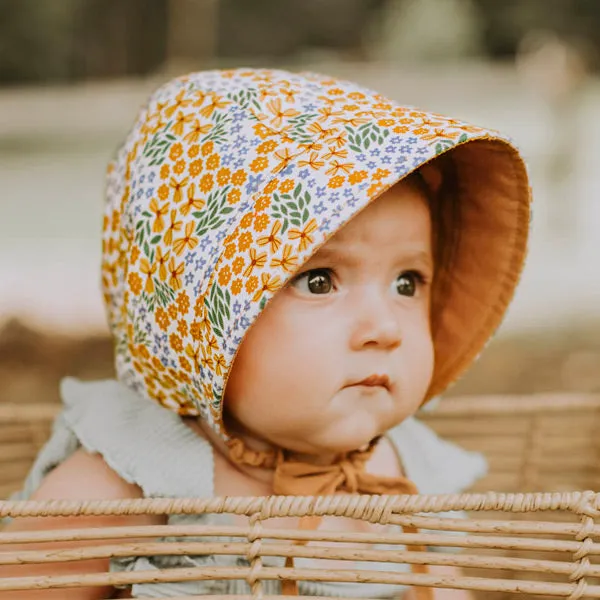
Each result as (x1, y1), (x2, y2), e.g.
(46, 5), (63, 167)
(0, 0), (599, 84)
(0, 0), (168, 84)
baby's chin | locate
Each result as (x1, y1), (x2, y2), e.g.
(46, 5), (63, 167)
(300, 418), (385, 456)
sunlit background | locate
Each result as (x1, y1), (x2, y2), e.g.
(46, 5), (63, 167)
(1, 0), (599, 404)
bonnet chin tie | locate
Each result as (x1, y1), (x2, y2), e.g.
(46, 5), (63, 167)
(228, 438), (434, 600)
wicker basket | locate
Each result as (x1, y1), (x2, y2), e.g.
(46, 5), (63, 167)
(1, 393), (599, 599)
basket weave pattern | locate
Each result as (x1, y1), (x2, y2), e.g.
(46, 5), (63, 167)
(1, 393), (599, 598)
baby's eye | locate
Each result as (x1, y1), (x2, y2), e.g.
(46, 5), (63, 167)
(291, 269), (334, 295)
(395, 271), (424, 297)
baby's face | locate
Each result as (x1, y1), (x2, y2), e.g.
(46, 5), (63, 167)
(225, 180), (434, 456)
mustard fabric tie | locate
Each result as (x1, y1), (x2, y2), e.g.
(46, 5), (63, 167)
(228, 438), (434, 599)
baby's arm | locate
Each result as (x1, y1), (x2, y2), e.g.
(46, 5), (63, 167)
(0, 448), (165, 599)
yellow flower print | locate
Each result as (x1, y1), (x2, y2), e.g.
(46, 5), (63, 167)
(317, 106), (343, 122)
(189, 159), (203, 177)
(169, 333), (183, 353)
(342, 104), (359, 112)
(169, 177), (188, 203)
(252, 272), (282, 302)
(184, 119), (212, 144)
(160, 164), (171, 180)
(299, 141), (323, 153)
(173, 221), (198, 256)
(200, 173), (215, 194)
(279, 179), (295, 193)
(201, 141), (214, 156)
(412, 127), (428, 136)
(206, 333), (218, 353)
(266, 98), (301, 128)
(393, 125), (409, 134)
(164, 210), (183, 246)
(224, 242), (236, 259)
(307, 121), (336, 140)
(231, 169), (247, 186)
(257, 140), (277, 154)
(172, 111), (193, 136)
(264, 179), (278, 194)
(192, 90), (207, 106)
(168, 303), (178, 320)
(255, 195), (271, 211)
(217, 167), (231, 185)
(238, 232), (253, 252)
(177, 318), (188, 337)
(185, 344), (201, 372)
(173, 159), (185, 175)
(155, 307), (170, 331)
(326, 160), (354, 177)
(323, 146), (348, 160)
(127, 271), (143, 295)
(199, 93), (230, 118)
(180, 184), (205, 216)
(130, 245), (141, 265)
(232, 257), (245, 275)
(279, 87), (297, 102)
(245, 275), (259, 294)
(332, 115), (369, 128)
(243, 248), (267, 277)
(214, 353), (226, 376)
(231, 278), (243, 295)
(218, 264), (232, 286)
(164, 89), (191, 118)
(253, 213), (269, 232)
(188, 144), (200, 158)
(140, 258), (156, 294)
(421, 128), (459, 141)
(179, 356), (191, 373)
(348, 91), (366, 101)
(250, 156), (268, 173)
(190, 321), (203, 341)
(155, 247), (170, 281)
(206, 153), (220, 170)
(168, 257), (185, 290)
(326, 130), (348, 149)
(200, 348), (214, 372)
(157, 184), (170, 200)
(273, 147), (298, 172)
(227, 188), (241, 204)
(373, 168), (391, 181)
(270, 244), (298, 273)
(257, 220), (282, 253)
(177, 290), (190, 313)
(253, 122), (275, 140)
(328, 175), (345, 188)
(289, 218), (318, 252)
(377, 119), (395, 127)
(348, 170), (368, 185)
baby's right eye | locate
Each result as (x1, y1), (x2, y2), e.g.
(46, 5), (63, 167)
(291, 269), (334, 295)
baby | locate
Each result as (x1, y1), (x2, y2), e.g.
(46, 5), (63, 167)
(2, 68), (530, 599)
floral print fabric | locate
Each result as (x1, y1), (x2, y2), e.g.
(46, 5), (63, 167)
(102, 68), (528, 440)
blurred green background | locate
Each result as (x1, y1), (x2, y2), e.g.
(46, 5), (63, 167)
(1, 0), (599, 404)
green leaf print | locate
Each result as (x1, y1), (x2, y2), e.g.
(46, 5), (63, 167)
(143, 128), (177, 166)
(204, 283), (231, 340)
(271, 184), (312, 233)
(194, 186), (230, 237)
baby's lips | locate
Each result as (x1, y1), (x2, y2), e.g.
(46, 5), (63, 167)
(350, 374), (391, 390)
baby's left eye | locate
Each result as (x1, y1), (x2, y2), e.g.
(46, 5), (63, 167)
(395, 271), (424, 297)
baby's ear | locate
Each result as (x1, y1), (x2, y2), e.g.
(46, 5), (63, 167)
(419, 162), (443, 195)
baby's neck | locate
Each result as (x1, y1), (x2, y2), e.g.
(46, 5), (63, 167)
(189, 417), (341, 485)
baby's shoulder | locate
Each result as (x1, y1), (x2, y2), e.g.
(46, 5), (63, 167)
(32, 447), (144, 503)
